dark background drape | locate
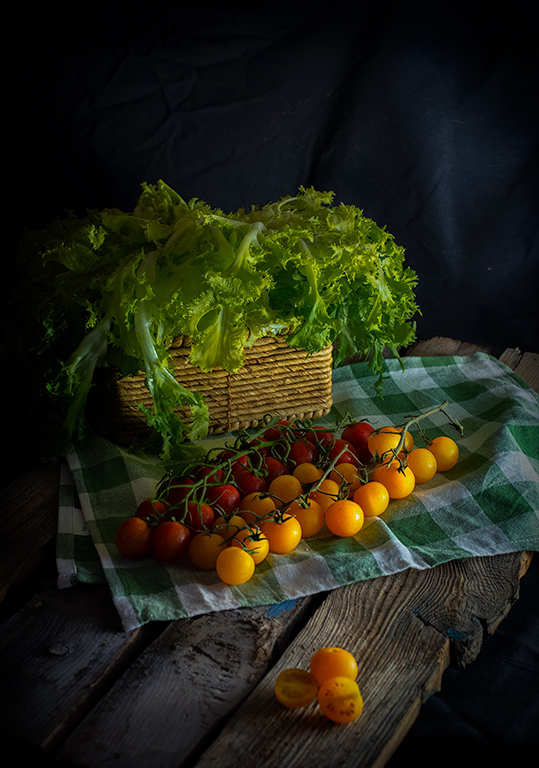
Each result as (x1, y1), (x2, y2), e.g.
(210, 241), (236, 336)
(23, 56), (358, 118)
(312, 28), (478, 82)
(8, 1), (539, 761)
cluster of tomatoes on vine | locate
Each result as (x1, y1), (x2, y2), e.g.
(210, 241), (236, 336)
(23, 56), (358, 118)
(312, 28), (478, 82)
(115, 403), (462, 586)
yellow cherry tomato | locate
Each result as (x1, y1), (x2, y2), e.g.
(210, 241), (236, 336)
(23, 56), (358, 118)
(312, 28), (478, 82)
(352, 481), (390, 517)
(310, 647), (358, 686)
(274, 668), (319, 709)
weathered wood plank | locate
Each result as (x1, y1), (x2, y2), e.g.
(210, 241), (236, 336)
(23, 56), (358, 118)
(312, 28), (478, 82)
(499, 348), (539, 393)
(0, 572), (158, 754)
(191, 550), (533, 768)
(55, 598), (314, 768)
(0, 462), (60, 600)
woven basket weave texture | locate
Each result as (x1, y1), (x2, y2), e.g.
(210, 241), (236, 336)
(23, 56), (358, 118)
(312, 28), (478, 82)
(99, 335), (333, 444)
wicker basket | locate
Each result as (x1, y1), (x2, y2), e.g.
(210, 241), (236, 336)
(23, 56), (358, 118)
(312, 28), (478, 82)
(96, 335), (334, 445)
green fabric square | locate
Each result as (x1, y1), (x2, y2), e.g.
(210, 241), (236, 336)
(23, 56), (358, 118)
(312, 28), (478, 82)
(388, 512), (448, 547)
(473, 482), (535, 525)
(509, 425), (539, 460)
(77, 456), (131, 493)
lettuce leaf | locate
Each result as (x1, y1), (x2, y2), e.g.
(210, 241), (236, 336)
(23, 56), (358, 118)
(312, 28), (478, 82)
(12, 181), (418, 462)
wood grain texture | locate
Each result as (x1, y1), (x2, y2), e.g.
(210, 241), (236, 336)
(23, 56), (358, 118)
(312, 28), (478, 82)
(55, 598), (314, 768)
(0, 462), (60, 598)
(191, 549), (533, 768)
(0, 573), (156, 753)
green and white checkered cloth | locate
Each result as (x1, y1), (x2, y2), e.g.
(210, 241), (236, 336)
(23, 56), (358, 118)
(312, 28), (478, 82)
(56, 353), (539, 632)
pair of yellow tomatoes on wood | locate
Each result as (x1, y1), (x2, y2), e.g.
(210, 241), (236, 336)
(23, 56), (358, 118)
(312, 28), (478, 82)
(274, 646), (363, 724)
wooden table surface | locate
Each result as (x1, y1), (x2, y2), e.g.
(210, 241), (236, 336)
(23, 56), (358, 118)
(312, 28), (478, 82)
(1, 337), (537, 768)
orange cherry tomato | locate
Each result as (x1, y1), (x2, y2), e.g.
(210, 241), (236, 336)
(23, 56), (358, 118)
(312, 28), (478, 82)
(309, 478), (341, 513)
(406, 448), (438, 483)
(188, 531), (226, 570)
(292, 462), (324, 484)
(368, 427), (414, 462)
(268, 474), (303, 505)
(352, 481), (389, 517)
(286, 497), (325, 538)
(329, 463), (363, 497)
(230, 526), (270, 565)
(325, 499), (364, 537)
(216, 546), (255, 585)
(318, 676), (364, 723)
(310, 647), (358, 686)
(428, 436), (459, 471)
(274, 668), (319, 709)
(239, 492), (276, 525)
(371, 462), (415, 499)
(213, 513), (247, 543)
(261, 514), (302, 554)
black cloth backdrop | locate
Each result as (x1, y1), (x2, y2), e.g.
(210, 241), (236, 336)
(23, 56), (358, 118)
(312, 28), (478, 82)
(11, 1), (538, 353)
(9, 2), (539, 763)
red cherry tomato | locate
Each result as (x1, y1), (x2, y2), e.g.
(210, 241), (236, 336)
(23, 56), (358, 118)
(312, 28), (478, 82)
(115, 517), (154, 558)
(193, 464), (225, 485)
(303, 427), (334, 447)
(204, 483), (241, 516)
(263, 420), (293, 442)
(153, 520), (191, 563)
(134, 498), (171, 524)
(184, 501), (215, 532)
(164, 476), (195, 507)
(217, 449), (249, 472)
(285, 439), (318, 470)
(232, 466), (267, 497)
(341, 421), (374, 464)
(262, 456), (289, 484)
(327, 438), (359, 466)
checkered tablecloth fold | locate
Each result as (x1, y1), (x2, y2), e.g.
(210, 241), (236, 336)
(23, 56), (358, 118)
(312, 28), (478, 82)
(57, 353), (539, 632)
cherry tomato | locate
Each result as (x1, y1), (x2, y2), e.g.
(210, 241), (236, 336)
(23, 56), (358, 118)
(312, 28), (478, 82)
(232, 466), (267, 497)
(352, 481), (389, 517)
(217, 448), (249, 472)
(327, 438), (360, 466)
(428, 436), (459, 472)
(134, 498), (171, 524)
(193, 464), (225, 486)
(188, 531), (226, 569)
(318, 676), (363, 723)
(268, 474), (303, 505)
(303, 427), (334, 448)
(371, 461), (415, 499)
(164, 476), (195, 507)
(212, 513), (247, 543)
(341, 421), (374, 464)
(261, 514), (302, 554)
(282, 439), (317, 470)
(238, 492), (276, 525)
(204, 483), (241, 515)
(309, 478), (341, 513)
(368, 427), (414, 462)
(292, 462), (324, 485)
(216, 546), (255, 585)
(325, 499), (364, 537)
(406, 448), (438, 483)
(286, 497), (325, 538)
(263, 419), (293, 442)
(115, 517), (154, 558)
(329, 463), (363, 497)
(310, 647), (358, 686)
(274, 668), (319, 709)
(184, 501), (215, 532)
(153, 520), (191, 563)
(262, 456), (289, 484)
(230, 525), (270, 565)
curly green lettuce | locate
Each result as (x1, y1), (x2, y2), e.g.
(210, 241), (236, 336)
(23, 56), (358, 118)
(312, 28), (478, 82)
(10, 181), (418, 463)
